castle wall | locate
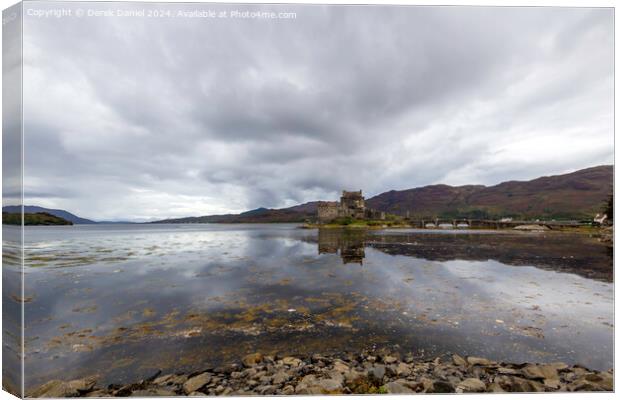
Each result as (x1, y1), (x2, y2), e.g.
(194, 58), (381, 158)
(318, 201), (340, 222)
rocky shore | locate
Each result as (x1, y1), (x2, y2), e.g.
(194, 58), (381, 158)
(30, 351), (613, 397)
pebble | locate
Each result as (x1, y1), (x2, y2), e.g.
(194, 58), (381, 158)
(29, 350), (614, 396)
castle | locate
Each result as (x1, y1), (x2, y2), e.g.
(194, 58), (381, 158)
(317, 190), (385, 223)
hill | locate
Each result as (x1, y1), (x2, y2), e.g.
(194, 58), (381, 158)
(137, 165), (615, 224)
(3, 212), (73, 226)
(1, 206), (96, 224)
(152, 202), (319, 224)
(366, 165), (613, 219)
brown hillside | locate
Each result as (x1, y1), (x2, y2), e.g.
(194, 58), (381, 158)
(366, 165), (613, 219)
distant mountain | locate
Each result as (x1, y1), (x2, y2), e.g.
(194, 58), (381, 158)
(153, 165), (612, 224)
(3, 212), (73, 226)
(152, 202), (319, 224)
(1, 206), (96, 224)
(366, 165), (613, 219)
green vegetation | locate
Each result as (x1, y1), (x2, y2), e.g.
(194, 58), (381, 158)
(3, 212), (73, 226)
(306, 217), (413, 229)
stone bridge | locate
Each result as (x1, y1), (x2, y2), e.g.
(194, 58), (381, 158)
(409, 219), (587, 229)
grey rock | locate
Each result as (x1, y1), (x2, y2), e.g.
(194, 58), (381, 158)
(368, 364), (386, 383)
(385, 381), (414, 394)
(272, 371), (291, 385)
(316, 378), (343, 393)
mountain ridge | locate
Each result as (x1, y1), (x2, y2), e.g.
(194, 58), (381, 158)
(4, 165), (612, 224)
(153, 165), (613, 223)
(366, 165), (612, 219)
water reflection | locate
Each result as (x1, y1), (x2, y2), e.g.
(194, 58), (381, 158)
(19, 224), (613, 390)
(318, 229), (365, 264)
(315, 228), (613, 282)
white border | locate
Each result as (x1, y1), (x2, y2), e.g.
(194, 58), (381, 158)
(0, 1), (615, 400)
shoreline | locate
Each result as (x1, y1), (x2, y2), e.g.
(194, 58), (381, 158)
(29, 351), (613, 397)
(301, 222), (610, 233)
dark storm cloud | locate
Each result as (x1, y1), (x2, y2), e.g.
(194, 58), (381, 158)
(20, 3), (613, 221)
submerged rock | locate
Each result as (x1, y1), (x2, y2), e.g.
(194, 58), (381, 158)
(29, 377), (97, 398)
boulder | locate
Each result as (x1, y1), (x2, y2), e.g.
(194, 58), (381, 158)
(182, 373), (211, 394)
(456, 378), (486, 393)
(466, 357), (493, 366)
(130, 388), (177, 396)
(486, 382), (506, 392)
(29, 380), (71, 398)
(385, 381), (414, 394)
(84, 390), (109, 397)
(430, 380), (455, 393)
(452, 354), (467, 366)
(281, 385), (295, 395)
(282, 357), (303, 367)
(29, 378), (97, 398)
(316, 378), (343, 393)
(395, 362), (412, 376)
(332, 361), (350, 374)
(383, 355), (398, 364)
(152, 374), (174, 385)
(497, 367), (519, 375)
(521, 364), (559, 380)
(368, 364), (386, 384)
(242, 353), (264, 367)
(272, 371), (291, 385)
(508, 377), (545, 392)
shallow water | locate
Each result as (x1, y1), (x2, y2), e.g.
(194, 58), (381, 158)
(8, 224), (613, 390)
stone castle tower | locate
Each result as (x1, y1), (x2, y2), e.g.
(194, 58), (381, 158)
(317, 190), (384, 222)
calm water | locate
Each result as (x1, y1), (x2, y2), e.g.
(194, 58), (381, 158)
(5, 224), (614, 390)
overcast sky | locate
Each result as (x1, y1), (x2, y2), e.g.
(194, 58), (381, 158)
(18, 3), (613, 221)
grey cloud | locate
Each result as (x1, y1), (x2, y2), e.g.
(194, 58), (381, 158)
(17, 2), (613, 220)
